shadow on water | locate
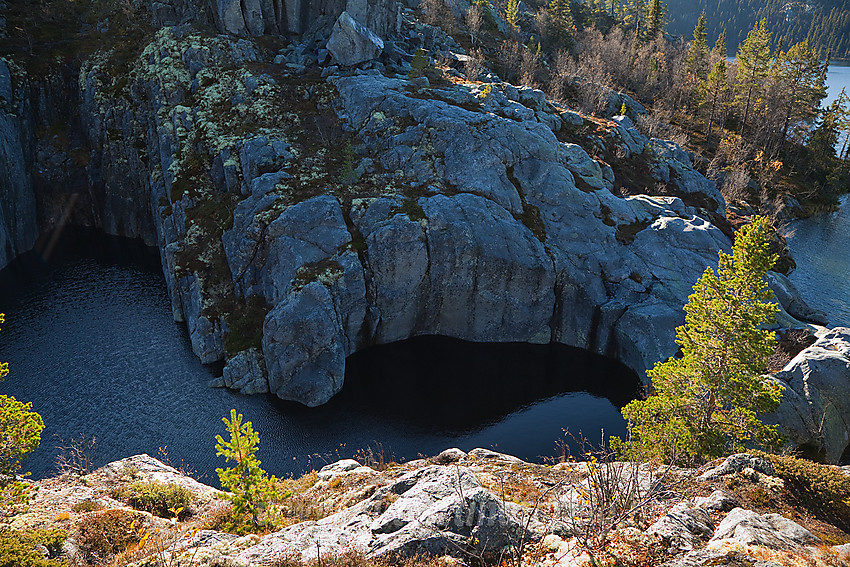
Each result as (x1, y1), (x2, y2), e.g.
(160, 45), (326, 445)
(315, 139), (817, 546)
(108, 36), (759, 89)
(335, 336), (642, 431)
(0, 229), (643, 482)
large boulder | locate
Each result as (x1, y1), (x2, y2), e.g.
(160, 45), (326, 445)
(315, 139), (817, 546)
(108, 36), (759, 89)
(768, 328), (850, 462)
(327, 12), (384, 67)
(233, 465), (542, 563)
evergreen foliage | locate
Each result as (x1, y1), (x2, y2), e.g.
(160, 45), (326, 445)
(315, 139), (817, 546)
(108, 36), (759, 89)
(0, 314), (43, 517)
(549, 0), (575, 42)
(613, 218), (784, 465)
(506, 0), (520, 30)
(215, 409), (280, 530)
(685, 12), (709, 80)
(643, 0), (664, 40)
(736, 19), (773, 133)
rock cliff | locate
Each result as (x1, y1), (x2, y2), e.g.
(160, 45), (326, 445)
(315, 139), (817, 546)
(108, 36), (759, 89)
(0, 1), (828, 410)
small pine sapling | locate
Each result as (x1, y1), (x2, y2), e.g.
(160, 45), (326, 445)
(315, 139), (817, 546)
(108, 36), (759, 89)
(215, 409), (280, 530)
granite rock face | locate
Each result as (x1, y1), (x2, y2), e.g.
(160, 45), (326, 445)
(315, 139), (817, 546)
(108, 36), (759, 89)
(327, 11), (385, 66)
(769, 328), (850, 463)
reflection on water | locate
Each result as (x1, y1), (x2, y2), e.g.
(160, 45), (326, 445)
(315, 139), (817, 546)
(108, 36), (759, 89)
(787, 194), (850, 328)
(0, 231), (640, 484)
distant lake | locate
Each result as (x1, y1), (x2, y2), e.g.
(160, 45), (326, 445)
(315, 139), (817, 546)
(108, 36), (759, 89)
(824, 60), (850, 107)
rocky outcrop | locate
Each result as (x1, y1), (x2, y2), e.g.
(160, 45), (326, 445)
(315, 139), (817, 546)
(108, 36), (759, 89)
(7, 4), (832, 410)
(769, 328), (850, 463)
(12, 21), (740, 408)
(18, 450), (839, 567)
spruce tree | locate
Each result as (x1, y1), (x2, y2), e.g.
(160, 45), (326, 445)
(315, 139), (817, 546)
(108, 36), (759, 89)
(613, 217), (784, 465)
(736, 19), (773, 134)
(549, 0), (574, 43)
(685, 12), (709, 80)
(643, 0), (664, 41)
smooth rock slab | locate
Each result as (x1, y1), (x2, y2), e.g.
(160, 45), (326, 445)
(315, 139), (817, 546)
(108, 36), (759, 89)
(327, 12), (384, 67)
(708, 507), (817, 550)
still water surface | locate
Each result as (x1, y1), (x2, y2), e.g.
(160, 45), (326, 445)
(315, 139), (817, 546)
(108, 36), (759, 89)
(0, 235), (637, 484)
(786, 193), (850, 328)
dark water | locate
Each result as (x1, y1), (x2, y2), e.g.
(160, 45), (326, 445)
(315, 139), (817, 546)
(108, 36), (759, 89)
(786, 194), (850, 328)
(0, 232), (639, 485)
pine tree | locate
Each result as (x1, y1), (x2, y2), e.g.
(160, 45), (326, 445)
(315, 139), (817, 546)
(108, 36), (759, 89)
(613, 217), (784, 465)
(643, 0), (664, 41)
(703, 58), (730, 136)
(215, 409), (280, 529)
(775, 40), (828, 148)
(685, 12), (709, 80)
(736, 19), (773, 134)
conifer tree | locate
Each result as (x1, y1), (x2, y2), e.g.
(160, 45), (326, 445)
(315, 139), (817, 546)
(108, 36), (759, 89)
(703, 58), (729, 136)
(775, 40), (828, 147)
(643, 0), (664, 41)
(215, 409), (280, 529)
(506, 0), (520, 31)
(685, 12), (709, 80)
(736, 19), (773, 134)
(619, 0), (644, 34)
(549, 0), (574, 43)
(613, 217), (784, 465)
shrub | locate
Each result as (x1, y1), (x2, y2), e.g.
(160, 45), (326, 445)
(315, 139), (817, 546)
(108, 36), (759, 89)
(0, 528), (67, 567)
(74, 508), (145, 564)
(113, 480), (193, 518)
(759, 452), (850, 531)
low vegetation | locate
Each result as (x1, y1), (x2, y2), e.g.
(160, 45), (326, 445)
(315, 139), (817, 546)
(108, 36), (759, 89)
(0, 528), (67, 567)
(112, 480), (193, 519)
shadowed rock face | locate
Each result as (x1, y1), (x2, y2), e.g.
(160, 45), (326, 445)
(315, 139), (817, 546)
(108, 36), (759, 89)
(149, 0), (399, 37)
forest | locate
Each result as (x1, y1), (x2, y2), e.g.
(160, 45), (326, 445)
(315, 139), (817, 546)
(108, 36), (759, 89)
(440, 0), (850, 220)
(663, 0), (850, 60)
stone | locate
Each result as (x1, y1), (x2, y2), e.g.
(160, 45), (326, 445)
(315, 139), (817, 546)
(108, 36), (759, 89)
(698, 454), (776, 481)
(317, 459), (375, 479)
(327, 12), (385, 67)
(212, 0), (248, 35)
(645, 501), (714, 552)
(766, 271), (828, 325)
(233, 465), (542, 563)
(221, 348), (268, 394)
(708, 507), (817, 550)
(694, 490), (738, 513)
(431, 448), (466, 464)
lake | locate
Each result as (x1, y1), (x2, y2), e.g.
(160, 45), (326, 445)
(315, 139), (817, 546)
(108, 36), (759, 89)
(0, 232), (638, 484)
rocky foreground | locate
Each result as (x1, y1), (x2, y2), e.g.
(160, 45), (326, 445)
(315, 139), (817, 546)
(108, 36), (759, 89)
(10, 447), (850, 567)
